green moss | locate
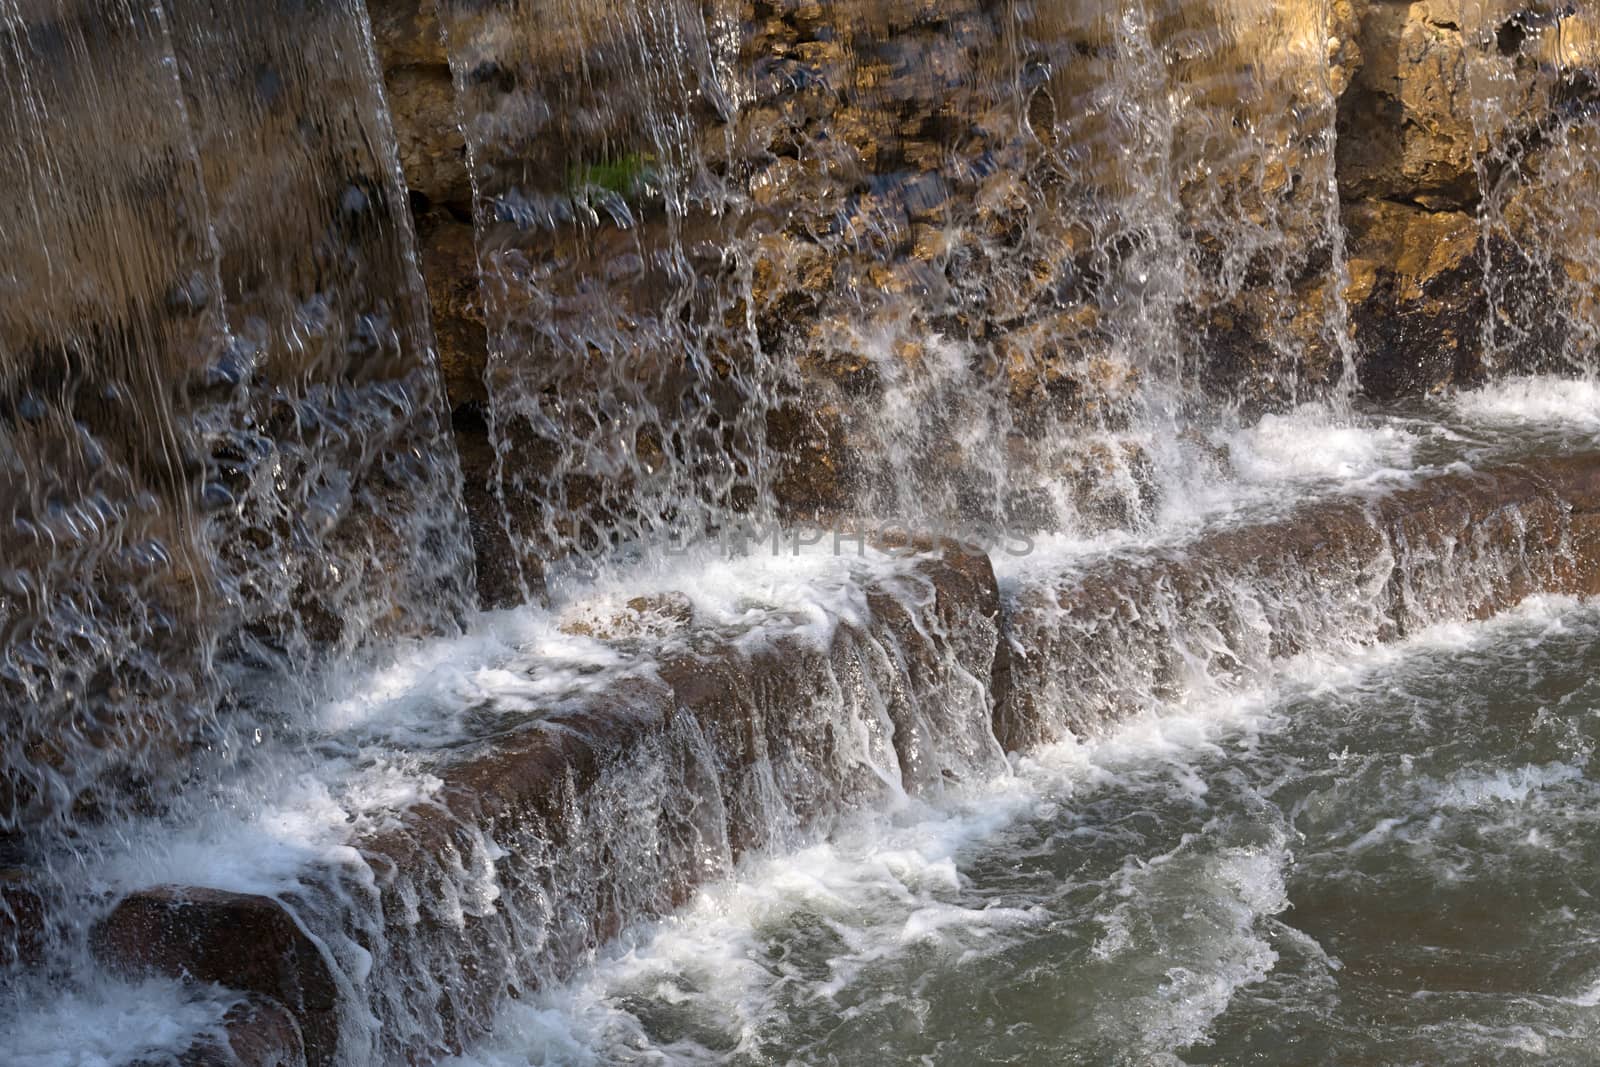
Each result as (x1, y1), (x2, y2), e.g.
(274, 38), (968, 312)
(568, 152), (659, 199)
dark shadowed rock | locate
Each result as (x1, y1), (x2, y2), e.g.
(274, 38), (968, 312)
(1343, 199), (1484, 399)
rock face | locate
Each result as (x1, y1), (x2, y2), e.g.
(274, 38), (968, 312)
(1336, 0), (1600, 393)
(6, 4), (1600, 1057)
(162, 997), (308, 1067)
(356, 0), (1600, 584)
(1342, 198), (1484, 397)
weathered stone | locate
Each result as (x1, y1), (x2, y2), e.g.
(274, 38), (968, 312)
(104, 545), (1002, 1064)
(384, 64), (472, 211)
(1343, 197), (1484, 397)
(91, 888), (340, 1067)
(559, 591), (696, 638)
(367, 0), (450, 68)
(1337, 0), (1480, 209)
(0, 868), (44, 968)
(84, 447), (1600, 1065)
(416, 212), (489, 412)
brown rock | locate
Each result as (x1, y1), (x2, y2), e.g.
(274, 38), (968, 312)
(92, 888), (340, 1067)
(367, 0), (450, 68)
(1337, 0), (1479, 208)
(167, 996), (307, 1067)
(383, 65), (471, 211)
(999, 453), (1600, 750)
(416, 213), (489, 411)
(1343, 197), (1484, 397)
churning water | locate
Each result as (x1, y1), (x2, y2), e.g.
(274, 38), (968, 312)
(442, 595), (1600, 1067)
(3, 375), (1597, 1065)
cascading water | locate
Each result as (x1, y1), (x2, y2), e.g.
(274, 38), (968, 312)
(0, 0), (474, 1018)
(439, 0), (770, 592)
(436, 0), (1358, 572)
(0, 0), (228, 844)
(2, 1), (1599, 1065)
(1466, 0), (1600, 376)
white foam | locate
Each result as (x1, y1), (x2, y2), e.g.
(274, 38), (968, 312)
(1223, 404), (1419, 487)
(83, 756), (437, 898)
(1, 978), (237, 1067)
(1453, 375), (1600, 435)
(1431, 762), (1585, 811)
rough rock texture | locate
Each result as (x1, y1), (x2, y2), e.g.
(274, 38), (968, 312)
(92, 888), (340, 1067)
(1342, 198), (1484, 396)
(1336, 0), (1600, 393)
(357, 0), (1600, 577)
(1336, 0), (1481, 210)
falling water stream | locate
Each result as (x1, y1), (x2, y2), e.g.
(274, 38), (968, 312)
(2, 0), (1600, 1065)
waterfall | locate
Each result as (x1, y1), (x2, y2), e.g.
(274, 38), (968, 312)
(0, 0), (474, 960)
(432, 0), (1357, 582)
(2, 0), (1598, 1064)
(439, 0), (771, 594)
(0, 0), (230, 842)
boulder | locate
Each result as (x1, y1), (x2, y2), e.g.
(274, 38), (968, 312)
(158, 996), (307, 1067)
(92, 888), (340, 1067)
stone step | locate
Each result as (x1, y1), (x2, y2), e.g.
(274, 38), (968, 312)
(87, 451), (1600, 1065)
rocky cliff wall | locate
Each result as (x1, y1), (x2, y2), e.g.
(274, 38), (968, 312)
(368, 0), (1600, 601)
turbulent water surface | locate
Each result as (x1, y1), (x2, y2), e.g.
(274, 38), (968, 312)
(448, 595), (1600, 1067)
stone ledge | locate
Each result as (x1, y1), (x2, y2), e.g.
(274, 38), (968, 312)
(83, 453), (1600, 1064)
(1000, 453), (1600, 750)
(94, 545), (1004, 1064)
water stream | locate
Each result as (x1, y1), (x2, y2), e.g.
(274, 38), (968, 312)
(446, 594), (1600, 1067)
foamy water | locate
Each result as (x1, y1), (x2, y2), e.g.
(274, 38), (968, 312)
(5, 978), (238, 1067)
(445, 596), (1599, 1065)
(8, 379), (1598, 1064)
(1453, 375), (1600, 436)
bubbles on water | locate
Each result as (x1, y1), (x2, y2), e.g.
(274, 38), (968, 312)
(2, 976), (238, 1067)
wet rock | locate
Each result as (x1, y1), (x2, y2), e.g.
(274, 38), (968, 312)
(0, 869), (43, 968)
(366, 0), (450, 69)
(1342, 198), (1484, 398)
(999, 453), (1600, 750)
(416, 212), (488, 411)
(559, 591), (696, 639)
(271, 546), (1001, 1061)
(163, 996), (306, 1067)
(91, 888), (339, 1067)
(384, 64), (472, 211)
(767, 401), (854, 520)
